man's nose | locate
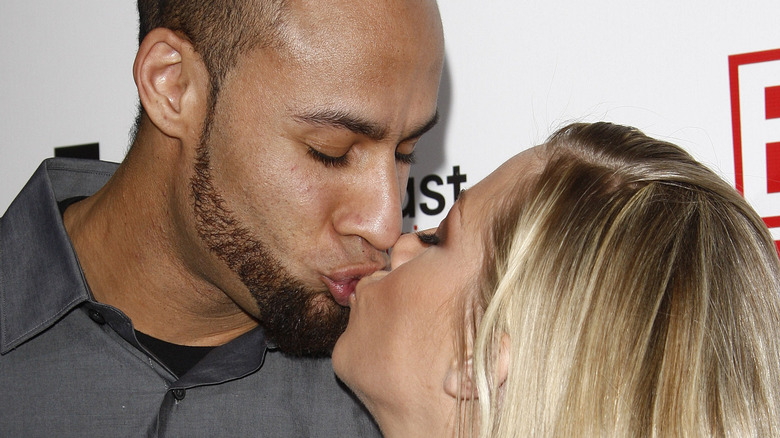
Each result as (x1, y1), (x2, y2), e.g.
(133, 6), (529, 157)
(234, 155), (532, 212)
(333, 156), (405, 251)
(390, 227), (436, 270)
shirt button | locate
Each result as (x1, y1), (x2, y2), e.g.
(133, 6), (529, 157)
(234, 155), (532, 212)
(172, 389), (186, 401)
(88, 309), (106, 325)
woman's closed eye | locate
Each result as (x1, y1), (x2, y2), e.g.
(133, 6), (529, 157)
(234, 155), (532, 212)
(416, 230), (440, 246)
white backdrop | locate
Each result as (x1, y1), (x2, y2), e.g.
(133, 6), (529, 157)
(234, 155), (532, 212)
(2, 1), (779, 243)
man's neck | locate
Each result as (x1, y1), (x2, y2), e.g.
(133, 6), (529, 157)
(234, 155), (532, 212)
(63, 151), (258, 347)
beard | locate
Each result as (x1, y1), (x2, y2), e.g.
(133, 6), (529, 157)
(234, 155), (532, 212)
(189, 121), (348, 357)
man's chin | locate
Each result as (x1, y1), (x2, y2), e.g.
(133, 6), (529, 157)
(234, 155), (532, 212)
(255, 288), (350, 357)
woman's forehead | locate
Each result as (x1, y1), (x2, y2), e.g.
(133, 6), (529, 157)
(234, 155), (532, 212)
(457, 145), (546, 238)
(471, 145), (546, 198)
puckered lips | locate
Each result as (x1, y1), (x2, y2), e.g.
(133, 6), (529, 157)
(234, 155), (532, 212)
(344, 270), (390, 308)
(322, 266), (382, 306)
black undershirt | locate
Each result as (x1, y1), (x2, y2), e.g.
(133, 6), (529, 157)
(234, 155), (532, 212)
(135, 330), (215, 377)
(59, 196), (214, 377)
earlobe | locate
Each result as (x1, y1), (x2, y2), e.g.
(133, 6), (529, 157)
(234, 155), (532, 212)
(443, 333), (511, 400)
(443, 357), (478, 400)
(133, 28), (208, 140)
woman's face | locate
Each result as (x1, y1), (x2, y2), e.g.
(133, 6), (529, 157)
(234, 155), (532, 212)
(332, 146), (544, 424)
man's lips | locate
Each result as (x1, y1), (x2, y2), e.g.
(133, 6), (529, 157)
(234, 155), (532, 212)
(321, 276), (361, 306)
(322, 260), (389, 306)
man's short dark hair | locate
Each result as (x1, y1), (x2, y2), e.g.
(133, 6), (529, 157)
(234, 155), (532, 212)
(134, 0), (286, 136)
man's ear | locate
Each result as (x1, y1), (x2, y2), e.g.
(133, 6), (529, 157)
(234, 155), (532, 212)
(443, 334), (511, 400)
(133, 28), (208, 141)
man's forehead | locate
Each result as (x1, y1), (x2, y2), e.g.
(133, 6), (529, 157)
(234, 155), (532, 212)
(277, 0), (443, 63)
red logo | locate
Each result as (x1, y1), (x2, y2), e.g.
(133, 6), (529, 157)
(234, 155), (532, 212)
(729, 48), (780, 252)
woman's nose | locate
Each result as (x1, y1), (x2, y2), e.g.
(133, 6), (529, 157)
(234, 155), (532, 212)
(389, 228), (436, 270)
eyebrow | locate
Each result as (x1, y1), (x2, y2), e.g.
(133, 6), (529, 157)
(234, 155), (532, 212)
(404, 111), (440, 142)
(292, 108), (439, 142)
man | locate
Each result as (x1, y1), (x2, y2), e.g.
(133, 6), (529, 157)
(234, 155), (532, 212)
(0, 0), (443, 435)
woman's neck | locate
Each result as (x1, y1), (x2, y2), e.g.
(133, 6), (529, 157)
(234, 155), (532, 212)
(371, 396), (459, 438)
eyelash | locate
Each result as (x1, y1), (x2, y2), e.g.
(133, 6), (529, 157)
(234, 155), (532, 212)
(416, 230), (440, 245)
(396, 150), (416, 165)
(307, 148), (349, 168)
(308, 148), (416, 168)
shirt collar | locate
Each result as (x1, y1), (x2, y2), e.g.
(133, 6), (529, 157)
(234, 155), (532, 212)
(0, 158), (117, 353)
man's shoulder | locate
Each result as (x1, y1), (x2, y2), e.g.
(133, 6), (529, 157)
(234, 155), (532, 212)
(2, 158), (118, 219)
(212, 350), (382, 437)
(0, 157), (115, 354)
(40, 157), (119, 198)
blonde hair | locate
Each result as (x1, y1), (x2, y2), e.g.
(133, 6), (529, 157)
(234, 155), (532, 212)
(466, 122), (780, 436)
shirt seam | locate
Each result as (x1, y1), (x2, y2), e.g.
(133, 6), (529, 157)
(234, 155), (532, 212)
(1, 294), (86, 353)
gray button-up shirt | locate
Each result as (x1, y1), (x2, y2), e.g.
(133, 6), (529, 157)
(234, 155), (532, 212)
(0, 158), (380, 437)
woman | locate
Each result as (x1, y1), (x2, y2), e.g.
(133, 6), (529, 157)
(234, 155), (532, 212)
(333, 122), (780, 437)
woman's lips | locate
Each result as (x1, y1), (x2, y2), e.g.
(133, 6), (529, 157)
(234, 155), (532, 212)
(345, 271), (389, 308)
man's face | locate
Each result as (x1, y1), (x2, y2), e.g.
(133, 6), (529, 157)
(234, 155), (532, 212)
(187, 0), (444, 355)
